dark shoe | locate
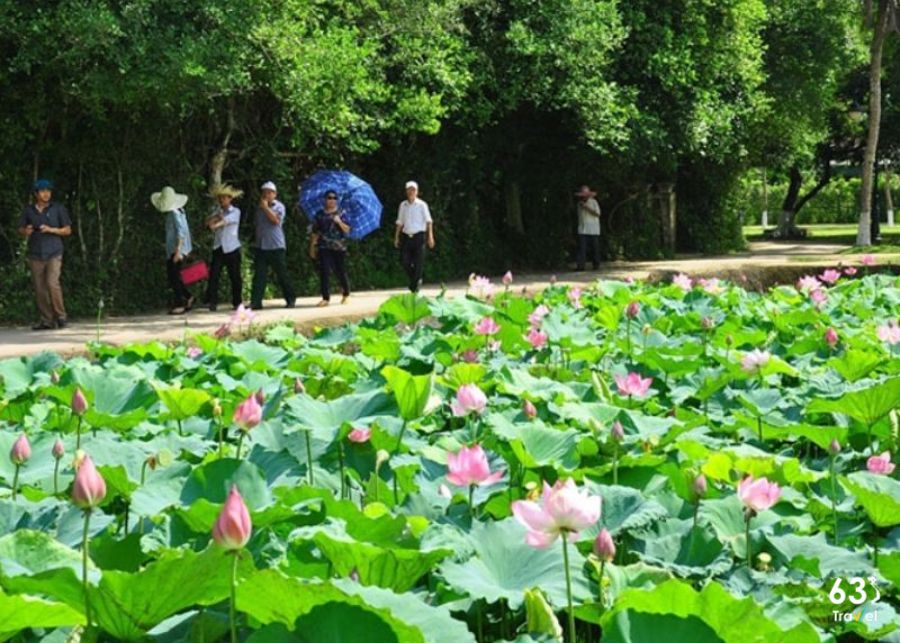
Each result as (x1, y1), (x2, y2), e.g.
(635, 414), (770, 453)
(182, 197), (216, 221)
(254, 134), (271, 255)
(32, 322), (54, 331)
(56, 318), (68, 329)
(250, 304), (263, 311)
(285, 300), (296, 309)
(208, 304), (217, 312)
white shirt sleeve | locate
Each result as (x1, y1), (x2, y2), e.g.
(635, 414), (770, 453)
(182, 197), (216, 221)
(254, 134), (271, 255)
(396, 203), (406, 226)
(422, 201), (433, 223)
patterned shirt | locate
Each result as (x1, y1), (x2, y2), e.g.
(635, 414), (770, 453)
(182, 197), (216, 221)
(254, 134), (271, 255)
(313, 209), (349, 251)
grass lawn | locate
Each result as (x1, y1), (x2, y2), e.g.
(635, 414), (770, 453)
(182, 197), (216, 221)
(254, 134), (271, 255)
(743, 223), (900, 252)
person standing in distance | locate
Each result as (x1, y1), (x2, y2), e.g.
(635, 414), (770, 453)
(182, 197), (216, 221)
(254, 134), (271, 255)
(251, 181), (295, 310)
(394, 181), (435, 292)
(18, 179), (72, 330)
(575, 185), (601, 271)
(309, 190), (352, 307)
(205, 183), (244, 311)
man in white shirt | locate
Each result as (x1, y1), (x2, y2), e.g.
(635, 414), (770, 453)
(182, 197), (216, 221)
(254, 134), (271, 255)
(575, 185), (601, 271)
(394, 181), (435, 292)
(205, 183), (244, 310)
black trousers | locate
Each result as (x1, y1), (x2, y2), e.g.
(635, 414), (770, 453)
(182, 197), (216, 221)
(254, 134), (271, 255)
(318, 248), (350, 301)
(166, 254), (192, 307)
(577, 234), (601, 270)
(251, 248), (295, 308)
(207, 247), (242, 308)
(400, 232), (426, 292)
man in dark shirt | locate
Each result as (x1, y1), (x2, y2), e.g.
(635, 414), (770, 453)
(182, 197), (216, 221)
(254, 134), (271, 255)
(18, 179), (72, 330)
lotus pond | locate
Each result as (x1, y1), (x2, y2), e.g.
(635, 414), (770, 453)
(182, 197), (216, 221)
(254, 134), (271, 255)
(0, 270), (898, 642)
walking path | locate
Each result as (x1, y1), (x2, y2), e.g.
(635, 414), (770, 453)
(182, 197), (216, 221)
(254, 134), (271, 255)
(0, 241), (892, 360)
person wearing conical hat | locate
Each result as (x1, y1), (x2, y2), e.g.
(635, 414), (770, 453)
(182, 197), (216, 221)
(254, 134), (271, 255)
(575, 185), (601, 271)
(152, 186), (195, 314)
(205, 183), (244, 311)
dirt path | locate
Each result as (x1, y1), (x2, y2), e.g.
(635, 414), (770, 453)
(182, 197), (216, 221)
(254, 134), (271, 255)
(0, 241), (893, 360)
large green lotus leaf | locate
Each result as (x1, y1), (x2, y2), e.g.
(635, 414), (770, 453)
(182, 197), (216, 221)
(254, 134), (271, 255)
(379, 292), (431, 325)
(229, 340), (289, 370)
(155, 385), (211, 421)
(638, 349), (705, 380)
(827, 350), (884, 382)
(181, 459), (271, 510)
(70, 365), (157, 430)
(878, 551), (900, 587)
(806, 377), (900, 426)
(841, 472), (900, 527)
(236, 570), (421, 641)
(488, 414), (580, 469)
(699, 496), (781, 558)
(633, 522), (731, 578)
(0, 529), (87, 578)
(310, 526), (451, 593)
(604, 611), (723, 643)
(284, 389), (395, 431)
(428, 295), (493, 325)
(599, 579), (819, 643)
(752, 417), (847, 451)
(735, 389), (783, 417)
(382, 366), (433, 421)
(0, 352), (61, 398)
(766, 533), (874, 578)
(541, 308), (596, 346)
(582, 484), (668, 538)
(357, 327), (402, 362)
(548, 400), (620, 425)
(130, 462), (193, 517)
(89, 547), (255, 640)
(438, 518), (591, 610)
(333, 579), (477, 643)
(0, 588), (84, 630)
(294, 601), (410, 643)
(498, 367), (583, 403)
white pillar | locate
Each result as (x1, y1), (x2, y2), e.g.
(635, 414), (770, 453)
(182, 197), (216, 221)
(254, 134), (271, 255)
(889, 209), (895, 227)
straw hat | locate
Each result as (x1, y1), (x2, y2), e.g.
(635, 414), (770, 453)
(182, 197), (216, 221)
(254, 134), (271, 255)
(574, 185), (596, 198)
(151, 186), (188, 212)
(209, 183), (244, 199)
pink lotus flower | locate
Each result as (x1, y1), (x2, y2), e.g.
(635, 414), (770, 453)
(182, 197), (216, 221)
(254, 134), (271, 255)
(71, 388), (88, 416)
(741, 349), (771, 375)
(212, 485), (252, 550)
(468, 275), (495, 300)
(877, 321), (900, 345)
(512, 479), (601, 548)
(52, 439), (65, 460)
(446, 444), (504, 487)
(214, 323), (231, 339)
(10, 434), (31, 466)
(693, 474), (708, 497)
(72, 455), (107, 509)
(186, 346), (203, 359)
(867, 451), (896, 475)
(523, 399), (537, 420)
(348, 427), (372, 443)
(737, 476), (781, 513)
(450, 384), (488, 416)
(824, 327), (839, 349)
(698, 278), (724, 295)
(810, 289), (827, 306)
(796, 275), (820, 292)
(526, 327), (549, 349)
(459, 349), (480, 363)
(528, 305), (550, 328)
(672, 273), (693, 291)
(502, 271), (513, 286)
(567, 287), (583, 309)
(593, 528), (616, 562)
(861, 254), (876, 266)
(611, 421), (625, 442)
(233, 395), (263, 431)
(844, 266), (857, 276)
(614, 372), (653, 398)
(828, 439), (841, 456)
(474, 316), (501, 336)
(819, 269), (841, 285)
(625, 301), (640, 319)
(231, 304), (255, 326)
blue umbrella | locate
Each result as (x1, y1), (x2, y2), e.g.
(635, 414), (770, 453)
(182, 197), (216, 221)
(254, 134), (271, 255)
(298, 170), (383, 240)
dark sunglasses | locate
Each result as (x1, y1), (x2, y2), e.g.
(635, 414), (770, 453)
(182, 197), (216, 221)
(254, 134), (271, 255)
(325, 195), (337, 200)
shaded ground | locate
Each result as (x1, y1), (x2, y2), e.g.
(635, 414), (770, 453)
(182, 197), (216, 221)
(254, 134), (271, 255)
(1, 240), (897, 360)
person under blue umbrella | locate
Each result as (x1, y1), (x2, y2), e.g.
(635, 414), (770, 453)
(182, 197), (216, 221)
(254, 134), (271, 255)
(308, 189), (351, 307)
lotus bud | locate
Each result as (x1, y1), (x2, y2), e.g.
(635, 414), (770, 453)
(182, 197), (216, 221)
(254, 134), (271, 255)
(642, 323), (652, 336)
(72, 449), (87, 470)
(71, 455), (106, 509)
(71, 388), (88, 416)
(725, 334), (734, 347)
(294, 378), (305, 395)
(502, 271), (513, 286)
(52, 439), (65, 460)
(828, 439), (841, 456)
(625, 301), (640, 319)
(10, 434), (31, 466)
(254, 389), (265, 405)
(523, 399), (537, 420)
(375, 449), (390, 470)
(549, 275), (557, 285)
(701, 316), (714, 331)
(611, 421), (625, 443)
(232, 395), (263, 432)
(593, 528), (616, 562)
(348, 427), (372, 443)
(51, 371), (60, 385)
(693, 473), (708, 498)
(212, 485), (252, 550)
(145, 454), (158, 471)
(212, 399), (223, 418)
(756, 551), (772, 572)
(824, 327), (839, 349)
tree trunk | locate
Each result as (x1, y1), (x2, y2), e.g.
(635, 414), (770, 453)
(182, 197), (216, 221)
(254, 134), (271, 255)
(885, 167), (895, 225)
(778, 165), (803, 236)
(761, 167), (769, 227)
(858, 0), (890, 246)
(210, 97), (236, 188)
(504, 178), (525, 235)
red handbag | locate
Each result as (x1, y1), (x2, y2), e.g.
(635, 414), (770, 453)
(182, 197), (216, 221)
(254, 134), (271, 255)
(180, 261), (209, 286)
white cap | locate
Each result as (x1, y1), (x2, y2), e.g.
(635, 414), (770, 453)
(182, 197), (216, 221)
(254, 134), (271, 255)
(405, 181), (418, 190)
(260, 181), (277, 192)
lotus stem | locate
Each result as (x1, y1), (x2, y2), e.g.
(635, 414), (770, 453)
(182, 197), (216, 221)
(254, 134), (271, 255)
(304, 431), (314, 484)
(82, 510), (92, 625)
(612, 445), (619, 486)
(76, 416), (83, 450)
(562, 535), (576, 643)
(140, 460), (149, 486)
(693, 500), (699, 529)
(229, 551), (239, 643)
(177, 419), (184, 437)
(237, 431), (246, 461)
(599, 560), (607, 607)
(757, 416), (763, 442)
(11, 464), (20, 502)
(395, 419), (408, 453)
(468, 484), (475, 519)
(53, 458), (60, 495)
(745, 514), (752, 569)
(218, 420), (225, 458)
(338, 442), (346, 499)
